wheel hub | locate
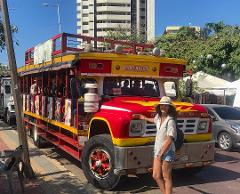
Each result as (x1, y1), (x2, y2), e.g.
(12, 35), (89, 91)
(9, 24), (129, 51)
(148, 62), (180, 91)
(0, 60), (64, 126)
(96, 160), (102, 167)
(89, 148), (111, 179)
(220, 134), (230, 149)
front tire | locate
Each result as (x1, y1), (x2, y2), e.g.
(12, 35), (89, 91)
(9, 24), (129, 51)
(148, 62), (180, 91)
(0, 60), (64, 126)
(218, 132), (233, 151)
(81, 134), (120, 190)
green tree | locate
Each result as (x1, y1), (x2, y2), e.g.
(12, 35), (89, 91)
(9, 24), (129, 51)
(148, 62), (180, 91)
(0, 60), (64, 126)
(0, 18), (18, 52)
(156, 22), (240, 79)
(105, 25), (146, 44)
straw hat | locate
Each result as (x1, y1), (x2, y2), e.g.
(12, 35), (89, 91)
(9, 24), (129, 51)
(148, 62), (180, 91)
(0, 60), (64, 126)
(159, 96), (173, 106)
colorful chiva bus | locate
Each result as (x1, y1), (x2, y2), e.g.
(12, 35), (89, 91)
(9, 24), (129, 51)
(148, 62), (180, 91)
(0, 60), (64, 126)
(18, 33), (214, 190)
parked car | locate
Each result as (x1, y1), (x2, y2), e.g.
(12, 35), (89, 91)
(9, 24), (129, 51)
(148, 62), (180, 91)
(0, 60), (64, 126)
(202, 104), (240, 151)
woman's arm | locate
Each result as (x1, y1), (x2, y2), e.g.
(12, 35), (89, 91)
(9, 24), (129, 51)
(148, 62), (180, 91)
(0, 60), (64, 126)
(158, 136), (173, 157)
(158, 119), (176, 157)
(139, 115), (155, 123)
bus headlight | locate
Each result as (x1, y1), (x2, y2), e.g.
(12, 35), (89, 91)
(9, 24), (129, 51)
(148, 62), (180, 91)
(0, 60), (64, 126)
(198, 121), (208, 130)
(129, 120), (144, 136)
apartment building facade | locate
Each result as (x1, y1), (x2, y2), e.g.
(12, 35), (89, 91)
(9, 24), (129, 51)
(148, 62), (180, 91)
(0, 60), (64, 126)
(76, 0), (155, 42)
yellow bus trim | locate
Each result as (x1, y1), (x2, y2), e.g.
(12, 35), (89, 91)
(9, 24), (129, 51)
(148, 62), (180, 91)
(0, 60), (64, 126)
(24, 111), (78, 135)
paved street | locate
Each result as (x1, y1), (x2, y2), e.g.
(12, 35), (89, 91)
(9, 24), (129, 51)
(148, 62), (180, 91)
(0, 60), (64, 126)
(0, 121), (240, 194)
(44, 145), (240, 194)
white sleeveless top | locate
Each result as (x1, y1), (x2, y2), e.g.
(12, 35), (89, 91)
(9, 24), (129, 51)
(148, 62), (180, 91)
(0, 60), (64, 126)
(153, 115), (177, 157)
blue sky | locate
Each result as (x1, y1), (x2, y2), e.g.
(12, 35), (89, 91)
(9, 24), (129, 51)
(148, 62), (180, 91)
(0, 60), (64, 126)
(1, 0), (240, 66)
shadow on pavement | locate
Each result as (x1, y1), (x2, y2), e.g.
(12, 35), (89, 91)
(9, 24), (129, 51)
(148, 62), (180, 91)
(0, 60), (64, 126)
(173, 165), (240, 187)
(215, 152), (240, 162)
(35, 172), (89, 194)
(109, 164), (240, 193)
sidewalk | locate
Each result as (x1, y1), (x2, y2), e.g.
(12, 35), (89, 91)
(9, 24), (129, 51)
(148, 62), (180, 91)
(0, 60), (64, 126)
(0, 126), (90, 194)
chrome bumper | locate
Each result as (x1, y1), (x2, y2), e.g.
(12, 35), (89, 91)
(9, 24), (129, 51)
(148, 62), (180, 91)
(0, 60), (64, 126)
(114, 141), (215, 175)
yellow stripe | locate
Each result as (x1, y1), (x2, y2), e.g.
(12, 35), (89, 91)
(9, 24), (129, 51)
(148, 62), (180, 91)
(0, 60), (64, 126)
(79, 53), (186, 64)
(124, 100), (159, 107)
(18, 52), (186, 73)
(113, 137), (155, 147)
(24, 111), (78, 134)
(89, 117), (156, 146)
(88, 117), (114, 139)
(18, 55), (76, 73)
(111, 133), (212, 147)
(184, 133), (212, 142)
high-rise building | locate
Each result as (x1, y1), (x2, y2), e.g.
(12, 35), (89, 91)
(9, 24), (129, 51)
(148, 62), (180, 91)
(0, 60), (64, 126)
(76, 0), (155, 42)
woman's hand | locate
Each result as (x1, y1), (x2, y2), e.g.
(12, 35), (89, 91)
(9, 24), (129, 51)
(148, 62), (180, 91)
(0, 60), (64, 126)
(132, 114), (155, 123)
(157, 153), (162, 161)
(139, 115), (146, 120)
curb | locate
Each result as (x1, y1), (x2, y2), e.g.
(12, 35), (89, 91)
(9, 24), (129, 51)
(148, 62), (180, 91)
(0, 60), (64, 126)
(0, 130), (90, 194)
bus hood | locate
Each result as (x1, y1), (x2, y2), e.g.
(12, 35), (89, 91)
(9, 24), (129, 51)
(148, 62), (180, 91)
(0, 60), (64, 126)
(100, 96), (207, 116)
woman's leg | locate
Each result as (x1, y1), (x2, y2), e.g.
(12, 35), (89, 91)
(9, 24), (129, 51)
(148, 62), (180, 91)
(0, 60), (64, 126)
(152, 157), (165, 193)
(162, 161), (173, 194)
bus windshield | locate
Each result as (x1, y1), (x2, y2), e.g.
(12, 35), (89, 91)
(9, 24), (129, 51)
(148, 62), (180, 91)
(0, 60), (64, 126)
(103, 77), (160, 97)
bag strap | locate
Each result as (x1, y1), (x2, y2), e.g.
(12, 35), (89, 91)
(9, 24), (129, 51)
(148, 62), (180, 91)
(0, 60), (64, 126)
(165, 118), (176, 140)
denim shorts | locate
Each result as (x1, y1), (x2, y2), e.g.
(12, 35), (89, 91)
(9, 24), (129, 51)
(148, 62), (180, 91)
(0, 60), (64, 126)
(161, 149), (175, 162)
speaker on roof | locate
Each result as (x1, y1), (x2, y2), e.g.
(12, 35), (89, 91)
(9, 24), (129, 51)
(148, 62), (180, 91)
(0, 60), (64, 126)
(114, 44), (123, 53)
(152, 47), (160, 56)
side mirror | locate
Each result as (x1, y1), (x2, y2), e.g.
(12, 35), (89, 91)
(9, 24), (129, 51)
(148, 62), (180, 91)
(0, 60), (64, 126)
(210, 115), (217, 121)
(185, 79), (193, 97)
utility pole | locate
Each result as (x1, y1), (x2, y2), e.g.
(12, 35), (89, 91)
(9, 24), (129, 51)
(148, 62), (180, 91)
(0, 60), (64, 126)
(0, 0), (34, 178)
(93, 0), (97, 49)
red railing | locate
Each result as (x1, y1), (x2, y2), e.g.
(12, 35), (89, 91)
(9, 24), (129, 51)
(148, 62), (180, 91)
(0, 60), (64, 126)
(25, 33), (155, 65)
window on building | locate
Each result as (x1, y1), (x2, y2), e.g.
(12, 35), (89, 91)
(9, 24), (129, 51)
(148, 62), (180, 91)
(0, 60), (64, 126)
(97, 11), (130, 15)
(83, 30), (89, 33)
(82, 13), (88, 17)
(5, 85), (11, 94)
(82, 5), (88, 9)
(96, 3), (130, 7)
(83, 22), (88, 25)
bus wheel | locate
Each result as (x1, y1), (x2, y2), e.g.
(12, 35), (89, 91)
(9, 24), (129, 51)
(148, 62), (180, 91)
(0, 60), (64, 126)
(3, 108), (8, 123)
(6, 111), (13, 125)
(82, 134), (120, 190)
(33, 125), (44, 148)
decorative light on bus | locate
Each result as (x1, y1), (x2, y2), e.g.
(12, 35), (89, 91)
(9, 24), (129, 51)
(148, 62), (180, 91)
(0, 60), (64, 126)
(165, 66), (179, 74)
(89, 63), (104, 70)
(152, 67), (157, 72)
(115, 65), (120, 70)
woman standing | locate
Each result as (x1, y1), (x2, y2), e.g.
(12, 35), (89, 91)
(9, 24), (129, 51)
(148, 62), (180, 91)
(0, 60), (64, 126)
(139, 96), (177, 194)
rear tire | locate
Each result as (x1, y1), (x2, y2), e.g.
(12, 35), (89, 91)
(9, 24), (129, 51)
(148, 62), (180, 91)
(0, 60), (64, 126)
(218, 132), (233, 151)
(81, 134), (120, 190)
(32, 125), (45, 148)
(3, 108), (8, 123)
(6, 111), (14, 125)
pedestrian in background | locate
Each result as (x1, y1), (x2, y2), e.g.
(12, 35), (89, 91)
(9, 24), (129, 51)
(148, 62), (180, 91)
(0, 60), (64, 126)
(139, 96), (177, 194)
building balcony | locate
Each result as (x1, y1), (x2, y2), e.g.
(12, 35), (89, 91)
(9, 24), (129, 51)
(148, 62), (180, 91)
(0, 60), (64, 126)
(97, 15), (130, 21)
(97, 23), (131, 29)
(97, 6), (130, 12)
